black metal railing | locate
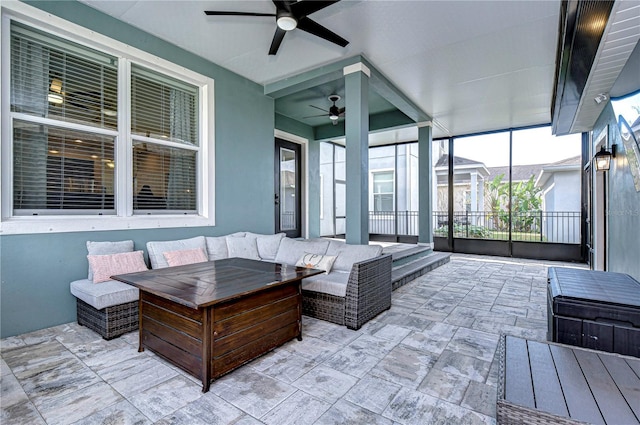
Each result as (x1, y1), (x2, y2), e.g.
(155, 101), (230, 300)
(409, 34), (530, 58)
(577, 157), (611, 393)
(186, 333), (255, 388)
(369, 210), (580, 244)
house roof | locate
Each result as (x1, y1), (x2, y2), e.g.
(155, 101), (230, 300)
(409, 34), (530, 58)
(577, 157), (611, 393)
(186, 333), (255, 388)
(434, 154), (484, 168)
(486, 164), (546, 183)
(535, 155), (582, 187)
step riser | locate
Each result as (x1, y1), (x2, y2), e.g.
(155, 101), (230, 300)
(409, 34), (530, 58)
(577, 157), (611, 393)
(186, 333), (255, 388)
(392, 256), (450, 290)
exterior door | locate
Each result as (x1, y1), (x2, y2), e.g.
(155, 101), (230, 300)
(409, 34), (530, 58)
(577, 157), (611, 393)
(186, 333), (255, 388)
(275, 138), (301, 238)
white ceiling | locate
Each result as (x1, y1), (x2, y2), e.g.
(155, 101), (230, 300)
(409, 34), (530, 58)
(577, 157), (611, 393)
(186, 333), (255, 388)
(79, 0), (563, 139)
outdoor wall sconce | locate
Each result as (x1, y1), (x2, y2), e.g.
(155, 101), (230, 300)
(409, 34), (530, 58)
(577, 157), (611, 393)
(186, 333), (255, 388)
(594, 144), (617, 171)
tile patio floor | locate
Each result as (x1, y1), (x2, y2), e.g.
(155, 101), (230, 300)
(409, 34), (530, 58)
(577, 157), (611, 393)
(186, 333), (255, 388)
(1, 254), (585, 425)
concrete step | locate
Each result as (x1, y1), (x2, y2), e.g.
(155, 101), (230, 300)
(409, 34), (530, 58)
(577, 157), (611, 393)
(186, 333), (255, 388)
(391, 252), (451, 290)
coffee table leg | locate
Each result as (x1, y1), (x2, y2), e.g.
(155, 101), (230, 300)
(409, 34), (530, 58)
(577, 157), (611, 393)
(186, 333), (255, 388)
(137, 298), (144, 353)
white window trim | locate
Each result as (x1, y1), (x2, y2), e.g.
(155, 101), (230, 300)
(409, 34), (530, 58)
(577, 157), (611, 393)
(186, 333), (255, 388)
(0, 1), (215, 235)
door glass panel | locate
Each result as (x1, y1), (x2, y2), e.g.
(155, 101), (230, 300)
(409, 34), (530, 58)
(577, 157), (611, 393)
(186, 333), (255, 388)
(280, 147), (296, 231)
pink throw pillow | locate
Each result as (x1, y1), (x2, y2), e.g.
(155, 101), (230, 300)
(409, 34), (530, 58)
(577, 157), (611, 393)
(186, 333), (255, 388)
(87, 250), (148, 283)
(164, 248), (208, 267)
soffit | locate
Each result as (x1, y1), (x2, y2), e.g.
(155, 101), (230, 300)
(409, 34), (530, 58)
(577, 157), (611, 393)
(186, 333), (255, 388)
(78, 0), (562, 140)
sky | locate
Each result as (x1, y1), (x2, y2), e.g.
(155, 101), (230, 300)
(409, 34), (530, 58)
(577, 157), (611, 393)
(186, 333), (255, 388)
(453, 127), (582, 167)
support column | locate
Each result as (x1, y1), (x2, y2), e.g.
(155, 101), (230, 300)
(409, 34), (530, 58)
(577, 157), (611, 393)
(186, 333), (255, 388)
(344, 63), (370, 245)
(470, 171), (477, 225)
(418, 122), (433, 245)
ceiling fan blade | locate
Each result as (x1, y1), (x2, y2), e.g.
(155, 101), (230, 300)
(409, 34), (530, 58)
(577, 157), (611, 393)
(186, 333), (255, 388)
(297, 17), (349, 47)
(204, 11), (275, 17)
(303, 113), (329, 118)
(309, 105), (329, 113)
(269, 27), (287, 55)
(273, 0), (293, 13)
(339, 107), (346, 114)
(291, 0), (340, 17)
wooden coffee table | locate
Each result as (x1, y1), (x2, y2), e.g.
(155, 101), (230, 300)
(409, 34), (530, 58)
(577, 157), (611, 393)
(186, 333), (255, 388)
(112, 257), (323, 392)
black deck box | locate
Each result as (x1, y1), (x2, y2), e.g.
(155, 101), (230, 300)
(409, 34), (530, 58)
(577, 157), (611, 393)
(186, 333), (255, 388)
(547, 267), (640, 357)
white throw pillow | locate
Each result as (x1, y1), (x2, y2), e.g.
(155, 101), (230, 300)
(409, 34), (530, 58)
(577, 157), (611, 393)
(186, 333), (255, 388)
(226, 236), (260, 260)
(296, 252), (337, 274)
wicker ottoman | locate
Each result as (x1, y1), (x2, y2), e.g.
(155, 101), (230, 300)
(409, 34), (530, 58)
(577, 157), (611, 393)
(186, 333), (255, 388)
(76, 298), (138, 340)
(71, 278), (139, 340)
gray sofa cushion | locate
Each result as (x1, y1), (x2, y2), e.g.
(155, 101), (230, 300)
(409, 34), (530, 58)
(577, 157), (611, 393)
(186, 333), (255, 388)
(147, 236), (207, 269)
(301, 271), (350, 297)
(274, 238), (330, 266)
(205, 236), (229, 260)
(86, 240), (134, 280)
(326, 240), (383, 272)
(70, 279), (139, 310)
(226, 236), (261, 260)
(245, 232), (286, 260)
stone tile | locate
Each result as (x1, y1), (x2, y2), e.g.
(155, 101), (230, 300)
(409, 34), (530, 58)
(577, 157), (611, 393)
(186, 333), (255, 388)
(322, 346), (380, 378)
(154, 393), (244, 425)
(461, 381), (497, 418)
(4, 341), (102, 403)
(127, 375), (202, 422)
(370, 324), (412, 345)
(211, 368), (296, 418)
(1, 369), (29, 408)
(0, 400), (46, 425)
(110, 358), (179, 399)
(0, 336), (27, 350)
(252, 350), (317, 383)
(315, 326), (362, 346)
(260, 390), (331, 425)
(410, 308), (449, 323)
(347, 334), (399, 359)
(282, 336), (340, 363)
(316, 399), (393, 425)
(400, 322), (457, 355)
(382, 387), (439, 424)
(490, 304), (528, 317)
(418, 368), (470, 404)
(71, 399), (151, 425)
(293, 365), (358, 403)
(36, 381), (123, 425)
(432, 350), (491, 383)
(344, 375), (401, 414)
(370, 346), (436, 389)
(447, 328), (499, 362)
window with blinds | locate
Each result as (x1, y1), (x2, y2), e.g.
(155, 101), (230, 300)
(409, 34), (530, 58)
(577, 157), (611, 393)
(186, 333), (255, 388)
(8, 21), (202, 218)
(131, 65), (199, 213)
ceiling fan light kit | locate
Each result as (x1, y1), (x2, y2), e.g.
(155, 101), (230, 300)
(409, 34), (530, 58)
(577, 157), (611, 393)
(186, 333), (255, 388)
(204, 0), (348, 55)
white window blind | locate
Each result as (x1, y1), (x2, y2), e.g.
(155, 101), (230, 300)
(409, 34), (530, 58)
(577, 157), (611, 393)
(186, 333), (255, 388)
(131, 65), (199, 213)
(10, 22), (118, 214)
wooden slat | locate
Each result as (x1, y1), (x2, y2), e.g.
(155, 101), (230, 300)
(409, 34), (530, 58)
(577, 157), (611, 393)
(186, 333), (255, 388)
(549, 344), (605, 425)
(504, 335), (535, 408)
(214, 309), (299, 355)
(214, 284), (298, 321)
(598, 354), (640, 420)
(143, 316), (202, 356)
(574, 349), (638, 424)
(214, 295), (299, 336)
(143, 302), (202, 339)
(142, 329), (202, 378)
(212, 324), (299, 378)
(142, 292), (202, 321)
(526, 340), (569, 417)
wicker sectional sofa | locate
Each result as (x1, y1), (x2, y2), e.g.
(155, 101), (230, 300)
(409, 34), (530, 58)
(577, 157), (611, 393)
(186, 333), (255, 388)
(70, 233), (392, 339)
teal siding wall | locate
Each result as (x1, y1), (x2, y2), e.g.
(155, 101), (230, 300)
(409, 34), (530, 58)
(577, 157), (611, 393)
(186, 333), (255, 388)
(592, 104), (640, 281)
(1, 1), (276, 337)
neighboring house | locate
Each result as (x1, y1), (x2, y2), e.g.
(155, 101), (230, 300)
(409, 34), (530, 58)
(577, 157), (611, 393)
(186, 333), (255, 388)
(535, 155), (582, 243)
(434, 154), (489, 219)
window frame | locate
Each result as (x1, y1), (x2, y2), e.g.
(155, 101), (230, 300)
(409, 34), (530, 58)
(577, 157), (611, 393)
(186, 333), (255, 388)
(371, 169), (395, 213)
(1, 3), (215, 234)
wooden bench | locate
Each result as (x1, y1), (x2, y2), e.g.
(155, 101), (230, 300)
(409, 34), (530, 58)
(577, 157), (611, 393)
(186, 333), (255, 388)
(497, 335), (640, 425)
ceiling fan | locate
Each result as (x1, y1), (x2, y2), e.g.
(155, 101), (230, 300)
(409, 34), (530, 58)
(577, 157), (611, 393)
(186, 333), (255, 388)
(305, 95), (345, 125)
(204, 1), (349, 55)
